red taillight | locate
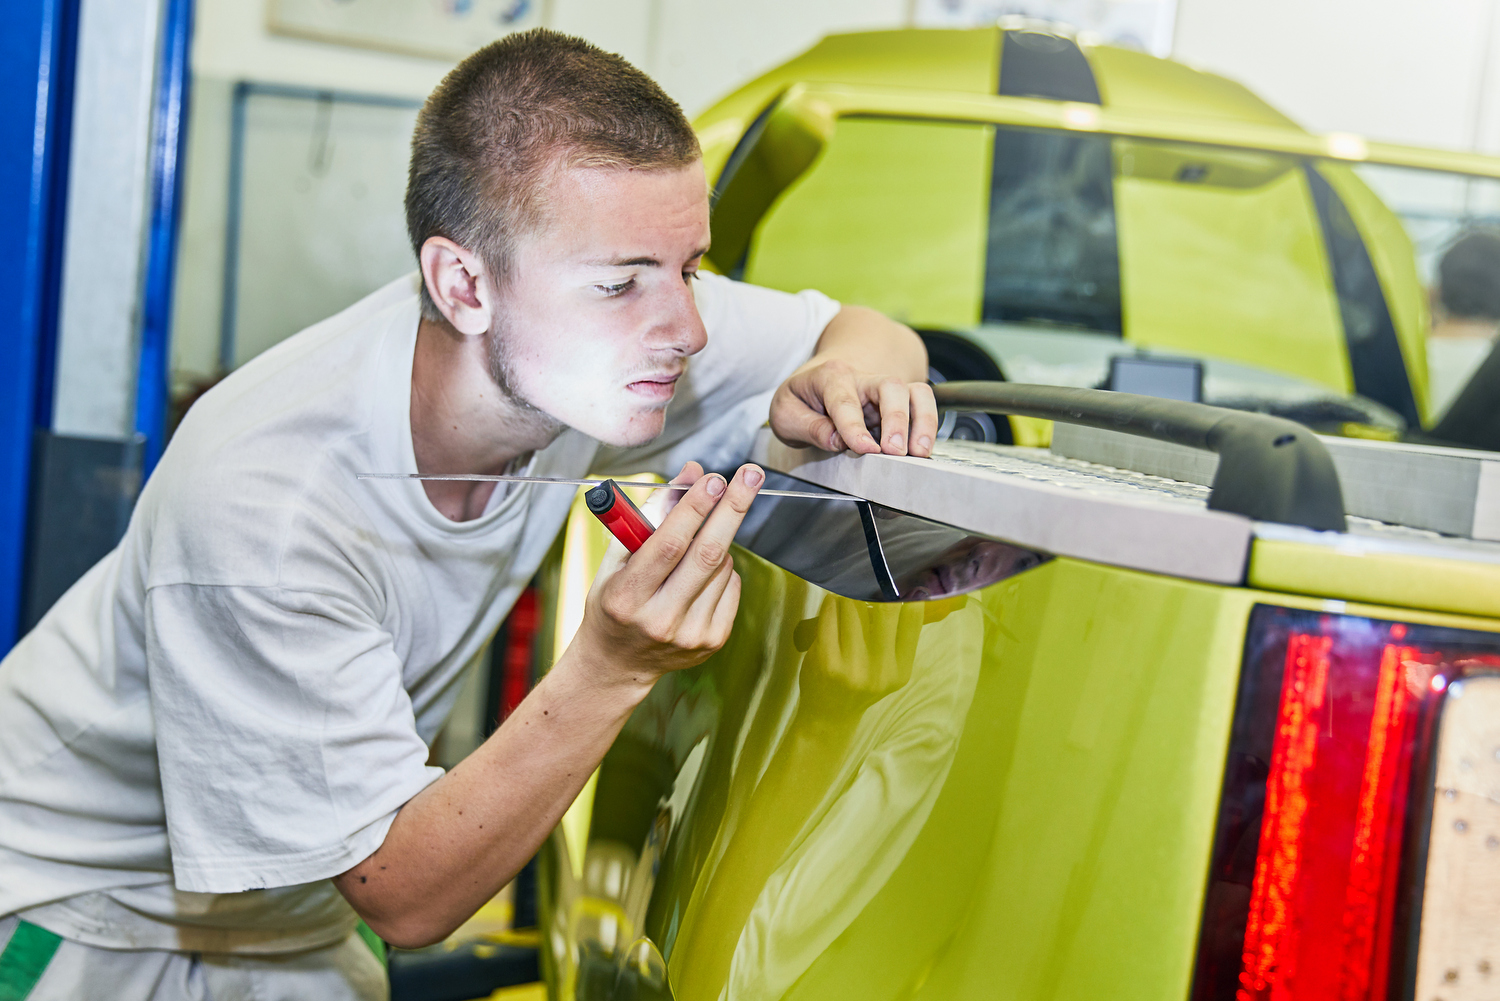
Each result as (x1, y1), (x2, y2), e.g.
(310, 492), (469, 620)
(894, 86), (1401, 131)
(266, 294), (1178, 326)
(499, 587), (539, 723)
(1193, 607), (1500, 1001)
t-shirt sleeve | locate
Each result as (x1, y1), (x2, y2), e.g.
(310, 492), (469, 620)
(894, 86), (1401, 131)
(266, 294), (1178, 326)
(594, 274), (841, 477)
(144, 583), (442, 894)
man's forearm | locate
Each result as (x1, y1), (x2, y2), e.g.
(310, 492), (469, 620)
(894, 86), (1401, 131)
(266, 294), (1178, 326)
(337, 463), (758, 948)
(334, 649), (651, 948)
(807, 304), (927, 383)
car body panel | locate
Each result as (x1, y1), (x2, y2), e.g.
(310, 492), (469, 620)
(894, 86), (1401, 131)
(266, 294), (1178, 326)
(1247, 528), (1500, 620)
(1112, 146), (1351, 389)
(695, 29), (1001, 185)
(536, 499), (1500, 1001)
(1082, 43), (1297, 128)
(541, 542), (1251, 1001)
(526, 28), (1500, 999)
(742, 118), (993, 331)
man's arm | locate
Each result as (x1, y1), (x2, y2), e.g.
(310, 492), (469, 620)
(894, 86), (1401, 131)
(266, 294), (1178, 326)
(334, 462), (760, 948)
(768, 304), (938, 457)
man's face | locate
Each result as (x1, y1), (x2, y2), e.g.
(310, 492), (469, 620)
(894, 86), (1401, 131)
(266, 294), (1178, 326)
(490, 161), (712, 447)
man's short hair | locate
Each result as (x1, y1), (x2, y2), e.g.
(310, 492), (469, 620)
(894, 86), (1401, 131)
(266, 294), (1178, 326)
(1438, 228), (1500, 320)
(406, 29), (701, 320)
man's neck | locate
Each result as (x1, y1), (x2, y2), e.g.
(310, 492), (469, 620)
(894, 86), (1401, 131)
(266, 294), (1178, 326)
(411, 316), (564, 522)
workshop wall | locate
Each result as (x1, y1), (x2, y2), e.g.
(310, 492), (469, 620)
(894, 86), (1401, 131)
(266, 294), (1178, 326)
(171, 0), (1500, 402)
(169, 0), (906, 395)
(1174, 0), (1500, 153)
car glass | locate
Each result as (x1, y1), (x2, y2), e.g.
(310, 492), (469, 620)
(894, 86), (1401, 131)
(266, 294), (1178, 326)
(1352, 161), (1500, 438)
(1111, 140), (1355, 395)
(984, 127), (1122, 332)
(734, 470), (1048, 601)
(1304, 164), (1421, 426)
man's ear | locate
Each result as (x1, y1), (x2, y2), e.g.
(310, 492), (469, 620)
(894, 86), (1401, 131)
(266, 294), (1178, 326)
(420, 237), (493, 335)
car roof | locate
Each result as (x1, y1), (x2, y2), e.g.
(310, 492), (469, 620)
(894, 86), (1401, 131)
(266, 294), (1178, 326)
(694, 26), (1303, 184)
(696, 27), (1500, 207)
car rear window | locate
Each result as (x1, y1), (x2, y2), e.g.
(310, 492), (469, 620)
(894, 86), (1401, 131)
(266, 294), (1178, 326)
(984, 127), (1122, 332)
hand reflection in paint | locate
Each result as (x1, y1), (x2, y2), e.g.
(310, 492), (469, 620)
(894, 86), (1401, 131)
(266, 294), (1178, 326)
(673, 593), (983, 1001)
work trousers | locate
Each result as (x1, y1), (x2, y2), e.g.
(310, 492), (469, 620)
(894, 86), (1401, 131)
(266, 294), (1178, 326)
(0, 915), (387, 1001)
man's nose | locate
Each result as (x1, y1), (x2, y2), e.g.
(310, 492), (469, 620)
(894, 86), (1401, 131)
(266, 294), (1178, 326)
(649, 279), (708, 356)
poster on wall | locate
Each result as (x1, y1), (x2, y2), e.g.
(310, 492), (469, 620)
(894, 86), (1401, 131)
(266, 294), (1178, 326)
(269, 0), (550, 62)
(912, 0), (1176, 57)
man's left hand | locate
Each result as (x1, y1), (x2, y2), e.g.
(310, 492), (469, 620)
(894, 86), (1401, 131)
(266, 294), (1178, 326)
(768, 305), (938, 457)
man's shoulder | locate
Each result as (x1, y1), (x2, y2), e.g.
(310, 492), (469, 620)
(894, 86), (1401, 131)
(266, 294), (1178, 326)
(175, 274), (420, 454)
(137, 437), (377, 591)
(136, 276), (422, 589)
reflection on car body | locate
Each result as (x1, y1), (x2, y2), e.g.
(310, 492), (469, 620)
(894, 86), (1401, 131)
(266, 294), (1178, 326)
(542, 547), (988, 1001)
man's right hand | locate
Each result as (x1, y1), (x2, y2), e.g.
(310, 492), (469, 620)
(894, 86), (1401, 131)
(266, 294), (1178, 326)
(569, 461), (764, 688)
(336, 461), (763, 950)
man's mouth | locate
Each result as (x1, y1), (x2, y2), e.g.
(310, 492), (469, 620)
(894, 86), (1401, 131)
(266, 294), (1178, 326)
(626, 373), (680, 401)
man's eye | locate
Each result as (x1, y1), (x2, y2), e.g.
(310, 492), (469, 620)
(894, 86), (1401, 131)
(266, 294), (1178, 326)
(595, 280), (634, 296)
(683, 270), (701, 284)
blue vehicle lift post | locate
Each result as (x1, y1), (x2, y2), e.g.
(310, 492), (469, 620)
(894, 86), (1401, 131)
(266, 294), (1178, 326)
(0, 0), (82, 651)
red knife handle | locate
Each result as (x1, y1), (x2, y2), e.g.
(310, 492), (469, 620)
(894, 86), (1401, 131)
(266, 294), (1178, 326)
(584, 479), (655, 553)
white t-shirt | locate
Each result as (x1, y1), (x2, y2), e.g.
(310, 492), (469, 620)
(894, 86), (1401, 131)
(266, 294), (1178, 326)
(0, 271), (839, 953)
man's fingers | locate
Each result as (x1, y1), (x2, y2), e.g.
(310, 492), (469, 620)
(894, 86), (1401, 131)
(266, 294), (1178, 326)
(802, 415), (840, 453)
(707, 569), (742, 646)
(769, 386), (839, 454)
(874, 378), (912, 455)
(822, 376), (879, 455)
(908, 382), (939, 457)
(655, 461), (704, 520)
(612, 472), (727, 601)
(654, 464), (763, 607)
(677, 556), (736, 645)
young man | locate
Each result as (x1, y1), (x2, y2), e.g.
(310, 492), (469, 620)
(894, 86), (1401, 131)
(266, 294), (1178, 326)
(0, 28), (935, 999)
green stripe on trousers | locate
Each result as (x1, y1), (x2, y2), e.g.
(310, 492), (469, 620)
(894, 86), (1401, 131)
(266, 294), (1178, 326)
(354, 921), (386, 965)
(0, 921), (63, 1001)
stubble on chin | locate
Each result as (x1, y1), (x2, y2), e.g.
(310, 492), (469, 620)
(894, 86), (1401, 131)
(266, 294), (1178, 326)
(486, 312), (566, 440)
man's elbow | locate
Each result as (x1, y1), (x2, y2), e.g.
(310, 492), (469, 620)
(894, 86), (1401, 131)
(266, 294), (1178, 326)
(362, 912), (455, 951)
(335, 871), (461, 950)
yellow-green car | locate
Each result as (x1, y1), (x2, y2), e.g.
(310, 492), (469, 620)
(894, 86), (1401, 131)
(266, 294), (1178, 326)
(533, 382), (1500, 1001)
(695, 25), (1500, 442)
(523, 27), (1500, 1001)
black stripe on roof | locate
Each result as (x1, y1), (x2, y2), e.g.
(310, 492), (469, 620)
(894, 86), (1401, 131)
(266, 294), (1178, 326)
(998, 30), (1102, 104)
